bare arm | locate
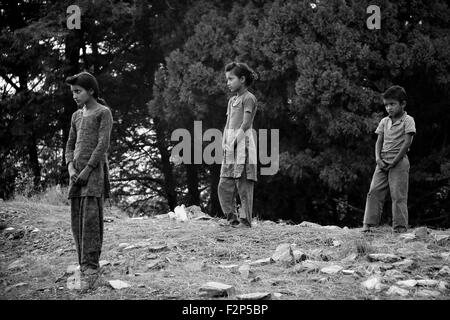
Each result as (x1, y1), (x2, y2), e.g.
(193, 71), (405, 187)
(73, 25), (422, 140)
(65, 113), (77, 176)
(375, 134), (387, 170)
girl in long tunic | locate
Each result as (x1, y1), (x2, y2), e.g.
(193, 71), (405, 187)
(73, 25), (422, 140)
(65, 72), (113, 289)
(218, 62), (258, 228)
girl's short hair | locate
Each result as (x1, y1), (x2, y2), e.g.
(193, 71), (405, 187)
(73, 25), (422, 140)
(383, 85), (407, 103)
(66, 71), (100, 99)
(225, 62), (258, 86)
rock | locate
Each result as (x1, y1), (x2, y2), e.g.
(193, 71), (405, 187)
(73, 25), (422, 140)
(236, 292), (271, 300)
(392, 259), (416, 270)
(104, 217), (114, 223)
(416, 279), (440, 287)
(386, 285), (409, 297)
(342, 269), (356, 275)
(194, 215), (213, 221)
(322, 225), (342, 231)
(396, 279), (418, 288)
(320, 265), (343, 275)
(438, 266), (450, 276)
(5, 282), (29, 293)
(31, 228), (40, 233)
(413, 227), (429, 239)
(67, 272), (82, 290)
(341, 253), (358, 264)
(217, 264), (239, 272)
(332, 240), (342, 247)
(271, 244), (292, 262)
(108, 280), (131, 290)
(238, 264), (252, 278)
(417, 289), (440, 298)
(299, 221), (321, 228)
(7, 259), (27, 271)
(439, 281), (448, 290)
(250, 276), (262, 283)
(4, 227), (15, 233)
(185, 261), (207, 272)
(185, 205), (205, 219)
(361, 277), (383, 291)
(399, 233), (417, 243)
(385, 269), (406, 280)
(66, 264), (79, 274)
(441, 252), (450, 261)
(123, 245), (139, 251)
(199, 282), (235, 298)
(172, 205), (188, 222)
(131, 217), (144, 220)
(155, 213), (169, 219)
(148, 245), (168, 253)
(292, 250), (307, 263)
(368, 253), (402, 263)
(291, 260), (321, 273)
(396, 247), (416, 257)
(99, 260), (111, 268)
(117, 243), (130, 252)
(249, 258), (272, 267)
(147, 259), (166, 270)
(434, 234), (450, 246)
(272, 292), (283, 298)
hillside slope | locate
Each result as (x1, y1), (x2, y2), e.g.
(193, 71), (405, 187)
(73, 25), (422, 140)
(1, 200), (449, 300)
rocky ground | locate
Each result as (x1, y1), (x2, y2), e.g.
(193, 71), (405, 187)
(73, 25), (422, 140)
(1, 200), (449, 300)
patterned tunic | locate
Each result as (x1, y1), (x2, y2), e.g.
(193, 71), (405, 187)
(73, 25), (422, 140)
(65, 106), (113, 198)
(220, 90), (258, 181)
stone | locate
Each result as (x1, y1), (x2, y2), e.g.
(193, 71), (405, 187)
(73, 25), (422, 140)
(416, 279), (440, 287)
(271, 244), (292, 262)
(386, 286), (409, 297)
(413, 227), (429, 239)
(368, 253), (402, 263)
(396, 279), (417, 288)
(399, 233), (417, 242)
(108, 280), (131, 290)
(392, 259), (416, 270)
(272, 292), (283, 298)
(320, 265), (343, 275)
(342, 269), (356, 275)
(438, 266), (450, 276)
(396, 247), (416, 257)
(236, 292), (271, 300)
(439, 281), (448, 290)
(322, 225), (342, 231)
(31, 228), (40, 233)
(249, 258), (272, 267)
(217, 264), (239, 272)
(7, 259), (27, 271)
(148, 245), (168, 253)
(292, 250), (307, 263)
(341, 253), (358, 263)
(199, 282), (235, 298)
(117, 243), (130, 252)
(434, 234), (450, 246)
(299, 221), (321, 228)
(238, 264), (252, 278)
(66, 264), (80, 274)
(104, 217), (114, 223)
(332, 240), (342, 247)
(147, 259), (166, 270)
(5, 282), (28, 293)
(441, 252), (450, 261)
(385, 269), (406, 280)
(291, 260), (321, 273)
(417, 289), (440, 298)
(67, 272), (82, 290)
(361, 277), (383, 291)
(99, 260), (111, 268)
(250, 276), (262, 283)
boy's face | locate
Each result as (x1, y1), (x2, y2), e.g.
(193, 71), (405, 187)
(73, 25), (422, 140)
(226, 71), (245, 93)
(383, 98), (405, 118)
(70, 84), (92, 106)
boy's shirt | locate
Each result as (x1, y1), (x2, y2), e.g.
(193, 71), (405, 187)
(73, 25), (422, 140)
(375, 111), (416, 156)
(221, 90), (257, 181)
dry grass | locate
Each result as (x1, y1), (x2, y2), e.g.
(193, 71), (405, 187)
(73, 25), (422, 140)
(1, 200), (449, 300)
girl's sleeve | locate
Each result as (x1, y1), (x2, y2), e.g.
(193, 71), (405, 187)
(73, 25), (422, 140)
(243, 94), (256, 114)
(87, 108), (113, 169)
(65, 112), (77, 166)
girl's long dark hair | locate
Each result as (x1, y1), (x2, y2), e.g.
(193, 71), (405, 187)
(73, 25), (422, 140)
(66, 71), (108, 106)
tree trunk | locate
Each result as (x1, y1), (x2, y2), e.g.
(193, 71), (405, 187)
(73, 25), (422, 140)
(186, 164), (200, 206)
(154, 117), (177, 210)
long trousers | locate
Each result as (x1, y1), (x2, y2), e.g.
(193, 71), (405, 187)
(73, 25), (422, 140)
(218, 174), (254, 224)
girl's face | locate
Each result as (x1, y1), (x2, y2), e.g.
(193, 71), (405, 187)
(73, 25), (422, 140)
(70, 84), (93, 106)
(226, 71), (245, 93)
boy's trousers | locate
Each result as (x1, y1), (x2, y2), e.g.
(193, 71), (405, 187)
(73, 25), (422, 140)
(218, 172), (254, 224)
(363, 155), (410, 229)
(71, 196), (104, 272)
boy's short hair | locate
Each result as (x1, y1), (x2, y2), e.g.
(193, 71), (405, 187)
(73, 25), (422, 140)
(382, 85), (407, 103)
(225, 62), (258, 86)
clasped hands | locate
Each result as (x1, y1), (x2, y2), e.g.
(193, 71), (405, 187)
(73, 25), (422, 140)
(376, 158), (398, 171)
(68, 163), (93, 186)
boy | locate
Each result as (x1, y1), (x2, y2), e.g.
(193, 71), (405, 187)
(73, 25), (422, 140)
(362, 85), (416, 233)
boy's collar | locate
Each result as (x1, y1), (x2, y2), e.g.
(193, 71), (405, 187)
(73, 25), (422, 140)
(389, 111), (407, 123)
